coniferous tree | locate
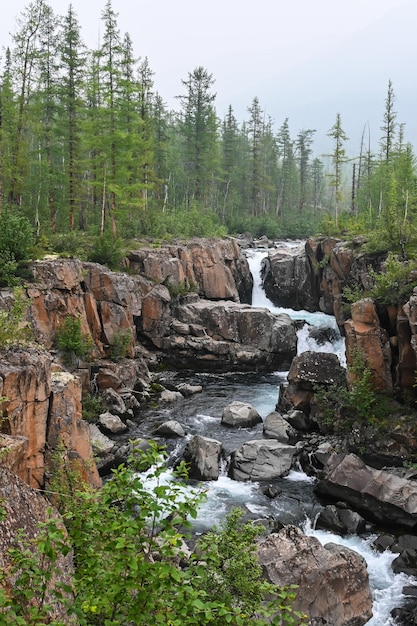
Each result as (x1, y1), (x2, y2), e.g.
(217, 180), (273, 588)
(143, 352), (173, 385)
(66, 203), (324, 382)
(177, 66), (218, 207)
(59, 4), (87, 231)
(327, 113), (348, 226)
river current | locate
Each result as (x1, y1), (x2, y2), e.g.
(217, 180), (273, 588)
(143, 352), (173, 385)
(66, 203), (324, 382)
(134, 244), (415, 625)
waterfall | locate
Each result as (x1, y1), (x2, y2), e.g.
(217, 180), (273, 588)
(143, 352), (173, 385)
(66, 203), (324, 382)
(137, 243), (415, 625)
(246, 247), (346, 366)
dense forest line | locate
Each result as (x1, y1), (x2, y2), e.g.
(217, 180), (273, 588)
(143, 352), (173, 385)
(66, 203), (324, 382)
(0, 0), (416, 255)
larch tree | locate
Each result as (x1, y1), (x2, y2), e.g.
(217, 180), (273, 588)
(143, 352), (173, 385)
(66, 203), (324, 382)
(296, 128), (315, 214)
(327, 112), (348, 227)
(59, 4), (87, 231)
(177, 66), (218, 207)
(8, 0), (50, 208)
(247, 97), (264, 216)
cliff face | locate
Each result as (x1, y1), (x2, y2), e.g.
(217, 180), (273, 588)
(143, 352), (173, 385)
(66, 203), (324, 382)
(0, 238), (257, 489)
(2, 235), (417, 489)
(262, 236), (417, 400)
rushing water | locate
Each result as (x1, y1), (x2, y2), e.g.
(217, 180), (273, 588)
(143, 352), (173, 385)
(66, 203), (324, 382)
(134, 244), (415, 625)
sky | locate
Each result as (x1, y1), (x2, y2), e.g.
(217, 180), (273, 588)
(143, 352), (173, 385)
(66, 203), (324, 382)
(1, 0), (416, 155)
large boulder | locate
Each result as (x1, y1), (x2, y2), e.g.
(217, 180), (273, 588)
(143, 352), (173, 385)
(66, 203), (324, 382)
(221, 401), (262, 428)
(127, 238), (253, 303)
(181, 435), (223, 480)
(262, 242), (319, 311)
(316, 453), (417, 530)
(344, 298), (392, 393)
(229, 440), (297, 481)
(278, 351), (346, 414)
(168, 299), (297, 371)
(257, 525), (373, 626)
(263, 412), (297, 443)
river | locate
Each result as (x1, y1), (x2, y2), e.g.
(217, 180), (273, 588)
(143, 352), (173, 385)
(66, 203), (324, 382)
(134, 244), (415, 625)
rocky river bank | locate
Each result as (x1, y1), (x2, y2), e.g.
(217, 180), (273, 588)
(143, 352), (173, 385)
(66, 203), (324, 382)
(2, 234), (417, 624)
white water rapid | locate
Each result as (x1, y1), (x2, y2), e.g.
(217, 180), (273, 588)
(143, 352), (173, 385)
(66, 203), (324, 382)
(246, 246), (346, 365)
(138, 243), (415, 625)
(246, 244), (416, 625)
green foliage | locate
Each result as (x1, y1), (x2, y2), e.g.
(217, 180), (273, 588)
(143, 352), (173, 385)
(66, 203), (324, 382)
(0, 511), (73, 625)
(192, 508), (305, 625)
(87, 232), (125, 270)
(0, 288), (32, 348)
(55, 316), (92, 366)
(81, 393), (107, 424)
(0, 210), (34, 263)
(50, 231), (91, 261)
(347, 348), (376, 419)
(0, 445), (304, 625)
(367, 252), (417, 305)
(0, 211), (34, 286)
(164, 277), (199, 298)
(108, 329), (132, 362)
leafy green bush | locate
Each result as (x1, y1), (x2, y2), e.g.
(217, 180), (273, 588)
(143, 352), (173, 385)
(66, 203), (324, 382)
(55, 316), (92, 366)
(108, 329), (132, 362)
(87, 232), (125, 269)
(81, 393), (107, 423)
(0, 444), (305, 625)
(0, 288), (32, 348)
(0, 210), (34, 263)
(367, 252), (417, 305)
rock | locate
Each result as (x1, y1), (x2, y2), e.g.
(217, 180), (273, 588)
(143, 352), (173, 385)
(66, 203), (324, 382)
(263, 411), (297, 442)
(153, 420), (186, 438)
(229, 440), (297, 481)
(278, 351), (346, 414)
(101, 387), (127, 416)
(316, 504), (368, 535)
(127, 238), (253, 303)
(160, 389), (183, 403)
(221, 401), (262, 428)
(257, 525), (373, 626)
(176, 382), (203, 396)
(316, 453), (417, 530)
(345, 298), (393, 393)
(285, 409), (316, 432)
(98, 412), (128, 434)
(0, 465), (75, 624)
(262, 243), (319, 311)
(180, 435), (222, 480)
(89, 423), (115, 456)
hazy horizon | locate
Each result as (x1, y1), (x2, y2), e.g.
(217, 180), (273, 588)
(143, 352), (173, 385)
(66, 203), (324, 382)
(1, 0), (416, 156)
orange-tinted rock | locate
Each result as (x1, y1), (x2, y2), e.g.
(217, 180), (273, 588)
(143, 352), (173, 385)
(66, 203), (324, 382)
(345, 299), (392, 393)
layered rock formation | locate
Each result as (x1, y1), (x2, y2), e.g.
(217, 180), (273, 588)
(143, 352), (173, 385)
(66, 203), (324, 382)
(316, 453), (417, 531)
(257, 525), (373, 626)
(262, 236), (417, 401)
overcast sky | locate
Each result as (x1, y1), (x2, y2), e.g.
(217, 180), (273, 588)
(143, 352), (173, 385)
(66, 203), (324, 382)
(1, 0), (416, 154)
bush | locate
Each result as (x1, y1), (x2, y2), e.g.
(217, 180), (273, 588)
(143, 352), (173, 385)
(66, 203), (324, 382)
(0, 210), (34, 263)
(55, 316), (92, 366)
(0, 445), (305, 625)
(0, 288), (32, 348)
(87, 232), (125, 269)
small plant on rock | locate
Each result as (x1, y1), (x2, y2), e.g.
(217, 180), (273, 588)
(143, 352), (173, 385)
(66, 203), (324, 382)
(55, 316), (92, 367)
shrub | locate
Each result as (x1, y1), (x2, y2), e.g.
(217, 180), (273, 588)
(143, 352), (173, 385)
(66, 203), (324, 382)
(87, 232), (125, 269)
(81, 393), (107, 423)
(108, 329), (132, 362)
(0, 444), (305, 625)
(0, 288), (32, 348)
(0, 210), (34, 263)
(55, 316), (92, 366)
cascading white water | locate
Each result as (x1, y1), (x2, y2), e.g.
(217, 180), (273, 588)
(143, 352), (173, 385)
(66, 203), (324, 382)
(138, 243), (415, 625)
(246, 244), (416, 625)
(246, 246), (346, 365)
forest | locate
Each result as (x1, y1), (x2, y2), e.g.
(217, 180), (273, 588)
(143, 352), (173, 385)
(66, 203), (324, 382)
(0, 0), (416, 260)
